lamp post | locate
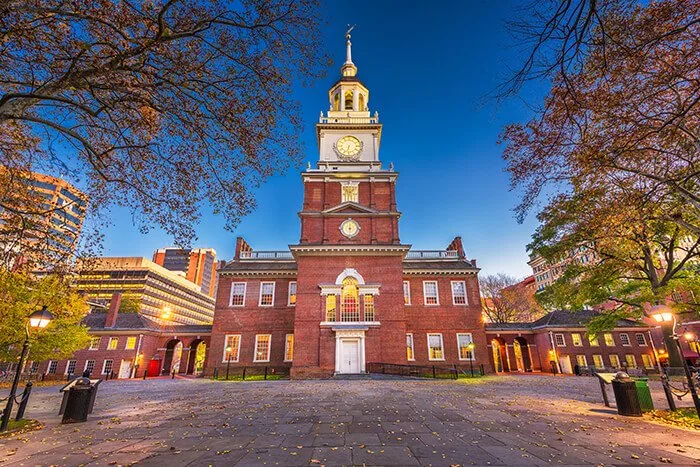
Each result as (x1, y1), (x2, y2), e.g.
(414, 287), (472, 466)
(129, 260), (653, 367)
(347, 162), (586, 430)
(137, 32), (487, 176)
(467, 342), (475, 377)
(650, 305), (700, 418)
(1, 306), (54, 432)
(225, 345), (232, 380)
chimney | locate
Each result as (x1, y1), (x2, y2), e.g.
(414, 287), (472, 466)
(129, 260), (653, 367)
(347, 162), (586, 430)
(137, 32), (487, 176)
(447, 236), (466, 259)
(106, 292), (121, 328)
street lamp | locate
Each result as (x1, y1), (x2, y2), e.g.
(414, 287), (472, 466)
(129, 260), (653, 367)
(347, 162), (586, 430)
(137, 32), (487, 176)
(225, 345), (232, 380)
(1, 306), (54, 432)
(649, 305), (700, 418)
(467, 342), (475, 377)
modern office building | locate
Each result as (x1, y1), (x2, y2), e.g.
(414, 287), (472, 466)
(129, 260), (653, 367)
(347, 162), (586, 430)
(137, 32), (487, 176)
(152, 247), (217, 297)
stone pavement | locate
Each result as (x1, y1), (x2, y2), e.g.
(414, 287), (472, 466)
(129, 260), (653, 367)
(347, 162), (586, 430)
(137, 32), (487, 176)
(1, 374), (699, 466)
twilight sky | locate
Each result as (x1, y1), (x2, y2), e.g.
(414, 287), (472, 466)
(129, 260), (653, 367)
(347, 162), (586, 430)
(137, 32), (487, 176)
(99, 0), (547, 278)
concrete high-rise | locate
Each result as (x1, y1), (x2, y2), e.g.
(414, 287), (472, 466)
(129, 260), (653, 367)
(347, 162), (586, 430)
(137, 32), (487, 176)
(152, 247), (217, 297)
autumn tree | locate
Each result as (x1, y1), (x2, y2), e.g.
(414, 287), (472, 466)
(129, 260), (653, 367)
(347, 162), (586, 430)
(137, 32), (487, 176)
(0, 270), (91, 363)
(501, 0), (700, 318)
(0, 0), (329, 270)
(480, 273), (543, 323)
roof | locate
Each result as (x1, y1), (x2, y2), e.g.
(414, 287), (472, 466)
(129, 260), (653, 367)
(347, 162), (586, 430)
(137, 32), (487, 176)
(331, 75), (367, 88)
(219, 261), (298, 272)
(83, 312), (212, 334)
(402, 260), (477, 270)
(485, 309), (648, 331)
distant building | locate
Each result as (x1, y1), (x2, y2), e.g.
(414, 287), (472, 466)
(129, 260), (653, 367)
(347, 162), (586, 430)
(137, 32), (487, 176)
(528, 245), (598, 292)
(0, 171), (87, 267)
(152, 247), (217, 297)
(75, 257), (215, 325)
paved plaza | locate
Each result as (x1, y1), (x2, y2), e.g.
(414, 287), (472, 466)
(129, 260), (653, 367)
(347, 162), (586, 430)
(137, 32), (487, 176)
(1, 374), (699, 466)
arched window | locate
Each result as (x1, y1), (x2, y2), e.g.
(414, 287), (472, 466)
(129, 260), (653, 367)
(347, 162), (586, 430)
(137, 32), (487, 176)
(333, 93), (340, 111)
(358, 93), (365, 111)
(325, 294), (336, 322)
(344, 91), (354, 111)
(340, 277), (359, 321)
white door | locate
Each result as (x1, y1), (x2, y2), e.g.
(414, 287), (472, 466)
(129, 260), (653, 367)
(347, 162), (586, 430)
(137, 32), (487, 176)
(340, 339), (360, 374)
(118, 360), (132, 379)
(559, 355), (572, 374)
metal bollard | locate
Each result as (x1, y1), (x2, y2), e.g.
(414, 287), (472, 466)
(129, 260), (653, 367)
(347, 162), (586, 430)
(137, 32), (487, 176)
(143, 369), (147, 380)
(15, 382), (33, 421)
(264, 366), (268, 380)
(242, 367), (246, 380)
(171, 370), (175, 379)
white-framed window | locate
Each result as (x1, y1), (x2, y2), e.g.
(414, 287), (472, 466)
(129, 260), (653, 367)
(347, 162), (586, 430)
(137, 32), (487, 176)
(254, 334), (272, 362)
(107, 337), (119, 350)
(457, 333), (475, 360)
(609, 354), (621, 368)
(635, 333), (647, 346)
(325, 294), (337, 322)
(66, 360), (77, 375)
(406, 333), (415, 361)
(427, 333), (444, 361)
(588, 335), (599, 347)
(641, 354), (654, 369)
(620, 333), (631, 346)
(125, 336), (137, 350)
(259, 281), (275, 307)
(592, 355), (604, 369)
(451, 281), (468, 305)
(423, 281), (439, 306)
(89, 336), (101, 350)
(287, 281), (297, 306)
(604, 333), (615, 346)
(47, 360), (58, 374)
(223, 335), (241, 362)
(84, 360), (95, 374)
(403, 281), (411, 305)
(625, 354), (637, 368)
(572, 333), (583, 346)
(576, 355), (587, 367)
(229, 282), (246, 307)
(341, 181), (359, 203)
(284, 334), (294, 362)
(554, 334), (566, 347)
(363, 294), (375, 321)
(102, 359), (113, 375)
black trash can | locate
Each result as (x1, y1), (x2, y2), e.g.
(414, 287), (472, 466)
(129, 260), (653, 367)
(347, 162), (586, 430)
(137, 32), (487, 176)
(61, 378), (94, 424)
(612, 374), (642, 417)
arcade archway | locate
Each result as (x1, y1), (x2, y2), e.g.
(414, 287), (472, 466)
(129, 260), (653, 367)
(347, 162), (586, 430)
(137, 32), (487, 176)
(162, 339), (183, 375)
(491, 338), (510, 373)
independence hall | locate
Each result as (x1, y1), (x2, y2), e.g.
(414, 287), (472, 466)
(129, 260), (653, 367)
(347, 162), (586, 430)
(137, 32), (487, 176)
(209, 34), (488, 378)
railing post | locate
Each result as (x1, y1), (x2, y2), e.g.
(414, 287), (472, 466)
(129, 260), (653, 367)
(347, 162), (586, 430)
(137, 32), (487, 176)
(264, 366), (268, 380)
(15, 382), (32, 421)
(432, 366), (436, 379)
(242, 367), (246, 380)
(480, 364), (485, 376)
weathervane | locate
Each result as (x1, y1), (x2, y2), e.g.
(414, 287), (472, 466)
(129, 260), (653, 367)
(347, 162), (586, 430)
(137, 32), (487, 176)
(346, 24), (355, 40)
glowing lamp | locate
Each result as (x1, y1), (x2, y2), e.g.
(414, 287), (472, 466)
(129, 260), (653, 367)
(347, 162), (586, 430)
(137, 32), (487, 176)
(649, 304), (674, 323)
(225, 345), (232, 353)
(161, 306), (172, 320)
(28, 306), (54, 328)
(684, 332), (696, 341)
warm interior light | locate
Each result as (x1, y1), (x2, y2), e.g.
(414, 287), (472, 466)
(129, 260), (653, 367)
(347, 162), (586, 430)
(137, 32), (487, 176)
(684, 332), (696, 341)
(225, 345), (232, 352)
(28, 306), (54, 328)
(161, 306), (172, 319)
(652, 314), (663, 322)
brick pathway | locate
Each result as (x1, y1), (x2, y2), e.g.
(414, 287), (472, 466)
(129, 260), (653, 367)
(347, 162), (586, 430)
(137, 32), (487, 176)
(1, 374), (699, 466)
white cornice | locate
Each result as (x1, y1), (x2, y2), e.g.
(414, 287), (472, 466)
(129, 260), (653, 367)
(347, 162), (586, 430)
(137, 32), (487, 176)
(403, 269), (479, 276)
(218, 270), (297, 277)
(289, 244), (411, 257)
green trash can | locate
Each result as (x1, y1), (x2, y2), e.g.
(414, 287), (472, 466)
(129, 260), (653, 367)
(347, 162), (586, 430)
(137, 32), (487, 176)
(634, 378), (654, 412)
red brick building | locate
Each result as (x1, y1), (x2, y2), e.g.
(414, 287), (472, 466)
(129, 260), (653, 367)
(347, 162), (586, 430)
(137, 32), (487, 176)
(208, 33), (488, 379)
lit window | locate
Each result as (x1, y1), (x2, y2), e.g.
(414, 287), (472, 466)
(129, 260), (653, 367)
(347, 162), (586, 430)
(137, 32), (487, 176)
(620, 333), (631, 346)
(572, 333), (582, 346)
(288, 281), (297, 306)
(230, 282), (246, 306)
(451, 281), (467, 305)
(125, 337), (137, 350)
(406, 333), (415, 361)
(325, 294), (337, 322)
(108, 337), (119, 350)
(47, 361), (58, 374)
(223, 335), (241, 362)
(89, 336), (101, 350)
(423, 281), (439, 305)
(576, 355), (587, 367)
(625, 354), (637, 368)
(592, 355), (604, 369)
(364, 294), (375, 321)
(341, 182), (359, 203)
(259, 282), (275, 307)
(427, 333), (444, 360)
(457, 333), (474, 360)
(85, 360), (95, 374)
(285, 334), (294, 362)
(641, 354), (654, 369)
(254, 335), (272, 362)
(66, 360), (77, 375)
(403, 281), (411, 305)
(609, 355), (621, 368)
(604, 333), (614, 346)
(554, 334), (566, 347)
(340, 277), (360, 321)
(635, 333), (647, 346)
(588, 335), (599, 347)
(102, 359), (113, 375)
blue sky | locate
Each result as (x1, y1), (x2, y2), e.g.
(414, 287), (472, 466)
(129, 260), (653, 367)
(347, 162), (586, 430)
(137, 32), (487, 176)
(100, 0), (545, 278)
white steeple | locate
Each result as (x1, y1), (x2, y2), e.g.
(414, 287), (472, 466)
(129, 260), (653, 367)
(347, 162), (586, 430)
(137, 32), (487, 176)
(341, 25), (357, 77)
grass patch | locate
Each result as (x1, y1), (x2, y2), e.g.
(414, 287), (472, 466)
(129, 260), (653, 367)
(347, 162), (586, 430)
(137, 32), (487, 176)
(0, 419), (42, 438)
(648, 408), (700, 430)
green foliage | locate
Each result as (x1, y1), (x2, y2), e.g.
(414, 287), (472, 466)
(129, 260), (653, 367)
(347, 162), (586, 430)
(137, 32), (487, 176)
(118, 295), (141, 314)
(0, 271), (90, 362)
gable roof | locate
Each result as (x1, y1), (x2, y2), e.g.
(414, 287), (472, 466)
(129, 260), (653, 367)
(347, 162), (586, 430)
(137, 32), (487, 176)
(486, 309), (648, 332)
(83, 312), (212, 334)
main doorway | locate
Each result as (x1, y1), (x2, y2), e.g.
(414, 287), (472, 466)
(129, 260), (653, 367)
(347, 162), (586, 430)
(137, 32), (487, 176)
(339, 339), (360, 374)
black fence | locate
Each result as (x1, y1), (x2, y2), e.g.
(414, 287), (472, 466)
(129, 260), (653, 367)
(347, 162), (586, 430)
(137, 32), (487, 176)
(366, 362), (485, 379)
(212, 365), (291, 381)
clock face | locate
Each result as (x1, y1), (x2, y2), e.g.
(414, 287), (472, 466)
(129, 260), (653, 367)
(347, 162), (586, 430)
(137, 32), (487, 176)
(340, 218), (360, 238)
(335, 135), (363, 160)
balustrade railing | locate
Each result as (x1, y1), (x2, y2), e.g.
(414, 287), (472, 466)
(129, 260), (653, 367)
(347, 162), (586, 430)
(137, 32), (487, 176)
(239, 251), (293, 260)
(319, 116), (379, 124)
(405, 250), (459, 259)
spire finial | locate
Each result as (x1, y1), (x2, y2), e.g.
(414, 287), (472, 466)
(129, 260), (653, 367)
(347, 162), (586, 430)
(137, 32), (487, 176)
(345, 24), (355, 65)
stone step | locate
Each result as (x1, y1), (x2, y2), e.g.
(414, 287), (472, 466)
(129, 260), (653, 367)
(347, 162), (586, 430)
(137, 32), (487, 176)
(332, 373), (372, 380)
